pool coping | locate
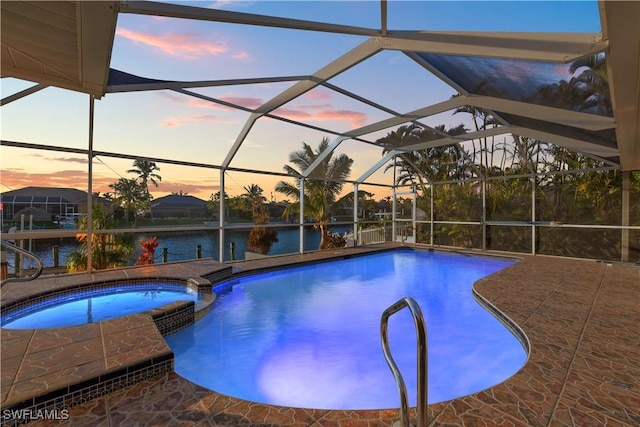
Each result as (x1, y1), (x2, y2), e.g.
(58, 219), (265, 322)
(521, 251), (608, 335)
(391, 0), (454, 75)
(1, 244), (638, 426)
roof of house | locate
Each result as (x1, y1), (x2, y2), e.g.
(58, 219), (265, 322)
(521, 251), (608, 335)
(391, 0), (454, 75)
(0, 187), (89, 204)
(152, 194), (207, 207)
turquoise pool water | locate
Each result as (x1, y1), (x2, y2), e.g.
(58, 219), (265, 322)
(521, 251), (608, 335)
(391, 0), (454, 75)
(1, 283), (201, 329)
(165, 250), (526, 410)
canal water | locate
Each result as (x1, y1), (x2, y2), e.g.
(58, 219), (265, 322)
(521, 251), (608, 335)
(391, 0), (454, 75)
(7, 226), (351, 270)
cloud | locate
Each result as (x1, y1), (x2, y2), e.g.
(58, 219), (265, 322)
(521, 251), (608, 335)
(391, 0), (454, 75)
(116, 28), (228, 59)
(160, 115), (234, 127)
(209, 1), (253, 10)
(160, 91), (367, 127)
(209, 0), (236, 9)
(45, 156), (88, 164)
(161, 92), (264, 111)
(232, 51), (251, 60)
(274, 105), (367, 128)
(302, 89), (333, 101)
(220, 96), (263, 109)
(155, 182), (220, 198)
(0, 168), (221, 201)
(0, 169), (114, 193)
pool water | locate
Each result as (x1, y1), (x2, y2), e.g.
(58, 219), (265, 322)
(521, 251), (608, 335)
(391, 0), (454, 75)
(166, 250), (527, 410)
(1, 283), (201, 329)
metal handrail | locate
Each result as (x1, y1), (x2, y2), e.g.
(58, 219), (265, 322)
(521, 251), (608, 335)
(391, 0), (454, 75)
(380, 297), (428, 427)
(1, 240), (44, 287)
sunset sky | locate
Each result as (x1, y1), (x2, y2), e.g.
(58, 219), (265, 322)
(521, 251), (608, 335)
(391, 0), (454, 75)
(1, 1), (601, 202)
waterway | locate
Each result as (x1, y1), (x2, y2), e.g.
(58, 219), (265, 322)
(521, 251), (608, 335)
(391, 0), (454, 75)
(6, 226), (351, 271)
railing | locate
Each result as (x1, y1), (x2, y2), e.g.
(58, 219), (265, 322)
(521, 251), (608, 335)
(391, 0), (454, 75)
(380, 297), (428, 427)
(345, 226), (387, 246)
(1, 240), (44, 287)
(359, 226), (387, 245)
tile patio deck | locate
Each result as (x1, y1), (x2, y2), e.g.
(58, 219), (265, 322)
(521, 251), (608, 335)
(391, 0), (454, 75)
(1, 245), (638, 426)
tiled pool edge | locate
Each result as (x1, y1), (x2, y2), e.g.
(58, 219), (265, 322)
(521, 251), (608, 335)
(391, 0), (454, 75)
(472, 285), (532, 359)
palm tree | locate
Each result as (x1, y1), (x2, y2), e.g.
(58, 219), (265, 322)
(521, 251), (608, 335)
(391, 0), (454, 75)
(276, 138), (353, 249)
(109, 178), (146, 224)
(242, 183), (278, 255)
(452, 101), (500, 174)
(379, 124), (471, 188)
(66, 203), (135, 272)
(532, 53), (611, 116)
(127, 159), (162, 195)
(127, 159), (161, 220)
(243, 184), (267, 219)
(568, 54), (611, 116)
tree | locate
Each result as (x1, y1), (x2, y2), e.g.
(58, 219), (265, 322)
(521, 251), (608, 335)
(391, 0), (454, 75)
(243, 184), (278, 255)
(276, 138), (353, 249)
(532, 53), (611, 116)
(243, 184), (267, 218)
(66, 203), (135, 272)
(569, 54), (611, 115)
(127, 159), (162, 195)
(109, 178), (147, 224)
(128, 159), (162, 219)
(452, 102), (500, 175)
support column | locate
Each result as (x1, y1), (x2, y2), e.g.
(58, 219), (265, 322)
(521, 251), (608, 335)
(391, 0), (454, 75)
(87, 95), (95, 273)
(219, 170), (226, 262)
(392, 156), (397, 241)
(621, 171), (630, 262)
(392, 184), (397, 241)
(353, 183), (359, 246)
(430, 184), (434, 246)
(299, 178), (305, 254)
(411, 186), (417, 241)
(482, 179), (487, 251)
(531, 176), (536, 255)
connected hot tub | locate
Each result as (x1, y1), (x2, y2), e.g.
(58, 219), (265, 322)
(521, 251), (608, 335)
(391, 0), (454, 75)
(1, 280), (205, 329)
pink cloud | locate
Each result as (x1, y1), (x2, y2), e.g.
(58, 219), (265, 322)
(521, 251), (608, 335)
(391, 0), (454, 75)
(160, 115), (233, 127)
(301, 88), (333, 101)
(160, 92), (366, 126)
(160, 93), (228, 111)
(183, 98), (225, 110)
(46, 156), (87, 164)
(220, 96), (263, 109)
(116, 28), (228, 59)
(155, 183), (220, 198)
(161, 93), (263, 111)
(0, 169), (115, 193)
(0, 168), (220, 201)
(232, 51), (251, 60)
(274, 105), (367, 128)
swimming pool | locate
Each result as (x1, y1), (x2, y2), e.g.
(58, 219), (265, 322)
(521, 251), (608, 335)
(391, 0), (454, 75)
(166, 250), (527, 410)
(1, 282), (202, 329)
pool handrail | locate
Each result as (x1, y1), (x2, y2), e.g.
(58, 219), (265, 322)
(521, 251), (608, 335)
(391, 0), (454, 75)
(380, 296), (428, 427)
(1, 239), (44, 287)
